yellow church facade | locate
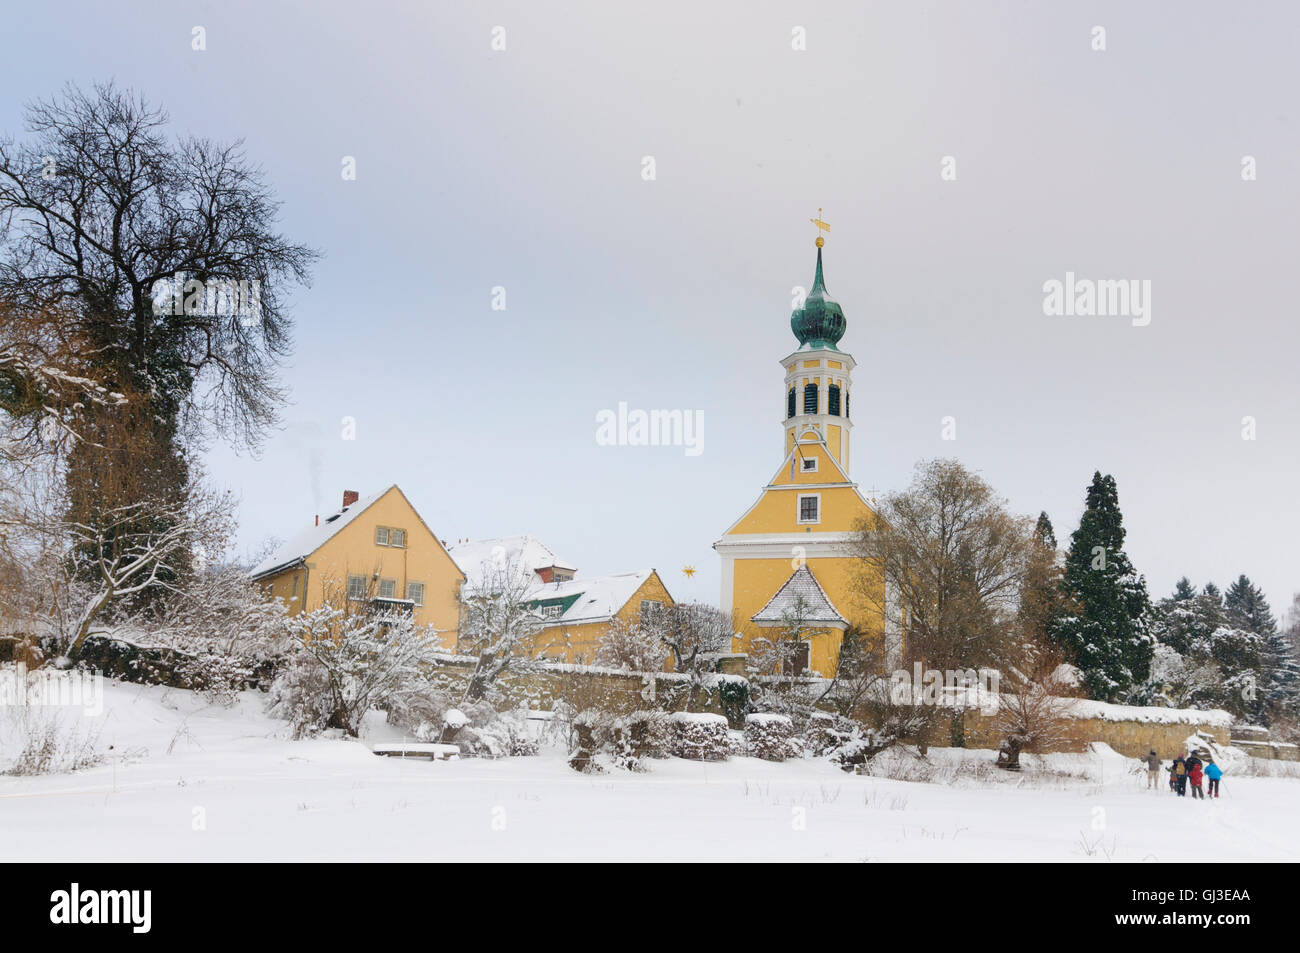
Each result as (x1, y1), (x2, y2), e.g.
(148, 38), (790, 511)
(715, 230), (894, 677)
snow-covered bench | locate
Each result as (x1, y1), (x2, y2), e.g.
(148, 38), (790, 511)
(372, 743), (460, 761)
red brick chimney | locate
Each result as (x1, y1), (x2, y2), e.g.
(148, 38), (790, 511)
(342, 489), (359, 509)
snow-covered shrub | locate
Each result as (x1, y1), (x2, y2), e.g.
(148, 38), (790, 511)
(669, 712), (729, 761)
(625, 710), (672, 760)
(569, 709), (605, 772)
(453, 707), (538, 759)
(592, 615), (668, 672)
(265, 649), (334, 738)
(267, 605), (444, 738)
(566, 708), (672, 772)
(744, 712), (793, 761)
(174, 651), (255, 705)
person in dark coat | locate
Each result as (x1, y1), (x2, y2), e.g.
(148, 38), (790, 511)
(1171, 753), (1188, 796)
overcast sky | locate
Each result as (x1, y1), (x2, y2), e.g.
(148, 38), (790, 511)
(4, 1), (1297, 617)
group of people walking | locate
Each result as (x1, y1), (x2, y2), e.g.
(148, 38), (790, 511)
(1142, 748), (1223, 798)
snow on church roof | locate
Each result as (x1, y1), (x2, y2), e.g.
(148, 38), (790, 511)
(249, 486), (394, 580)
(751, 565), (847, 627)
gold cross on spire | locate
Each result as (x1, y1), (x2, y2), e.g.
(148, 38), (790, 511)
(810, 208), (830, 247)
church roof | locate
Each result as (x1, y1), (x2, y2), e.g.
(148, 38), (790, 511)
(790, 245), (846, 350)
(751, 565), (848, 627)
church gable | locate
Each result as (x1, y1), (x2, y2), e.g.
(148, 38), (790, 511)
(751, 565), (847, 628)
(722, 441), (876, 537)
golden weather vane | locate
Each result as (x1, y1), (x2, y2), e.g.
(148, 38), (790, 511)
(682, 565), (696, 578)
(810, 207), (830, 248)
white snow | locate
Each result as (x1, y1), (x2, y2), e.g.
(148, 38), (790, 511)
(1, 676), (1295, 862)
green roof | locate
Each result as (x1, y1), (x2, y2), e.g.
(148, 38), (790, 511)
(790, 246), (846, 350)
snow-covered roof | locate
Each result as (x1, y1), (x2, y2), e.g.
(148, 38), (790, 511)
(449, 534), (576, 586)
(249, 487), (393, 579)
(531, 570), (656, 625)
(751, 565), (847, 627)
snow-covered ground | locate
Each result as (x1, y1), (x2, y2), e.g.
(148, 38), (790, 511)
(1, 677), (1296, 862)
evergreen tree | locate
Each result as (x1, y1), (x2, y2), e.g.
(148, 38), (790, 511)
(1052, 472), (1153, 702)
(1018, 511), (1070, 646)
(1172, 577), (1197, 601)
(1034, 511), (1057, 550)
(1224, 575), (1300, 722)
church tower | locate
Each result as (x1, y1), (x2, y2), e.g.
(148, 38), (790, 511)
(783, 235), (855, 474)
(714, 217), (886, 677)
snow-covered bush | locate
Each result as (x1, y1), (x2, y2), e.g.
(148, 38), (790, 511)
(669, 712), (729, 761)
(452, 706), (538, 759)
(267, 605), (444, 738)
(566, 708), (673, 772)
(744, 712), (793, 761)
(592, 615), (668, 672)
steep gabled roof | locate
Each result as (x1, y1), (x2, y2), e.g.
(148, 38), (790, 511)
(532, 570), (659, 626)
(250, 486), (394, 580)
(248, 485), (463, 585)
(751, 565), (847, 627)
(449, 534), (576, 585)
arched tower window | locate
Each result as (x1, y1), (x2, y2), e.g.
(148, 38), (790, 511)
(846, 392), (850, 419)
(828, 384), (841, 416)
(786, 387), (796, 419)
(803, 383), (818, 415)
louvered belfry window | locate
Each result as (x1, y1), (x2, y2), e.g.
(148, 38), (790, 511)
(787, 387), (796, 419)
(803, 383), (818, 415)
(828, 384), (841, 416)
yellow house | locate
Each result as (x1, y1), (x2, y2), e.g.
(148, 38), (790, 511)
(251, 485), (465, 645)
(527, 569), (675, 664)
(449, 535), (675, 664)
(714, 233), (893, 676)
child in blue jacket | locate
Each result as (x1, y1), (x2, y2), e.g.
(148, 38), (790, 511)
(1205, 761), (1223, 798)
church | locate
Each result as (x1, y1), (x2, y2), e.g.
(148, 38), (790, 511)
(714, 220), (891, 677)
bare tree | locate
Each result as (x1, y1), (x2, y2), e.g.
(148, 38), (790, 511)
(852, 458), (1034, 675)
(457, 559), (545, 703)
(645, 601), (732, 710)
(0, 83), (318, 452)
(993, 637), (1081, 769)
(593, 614), (667, 672)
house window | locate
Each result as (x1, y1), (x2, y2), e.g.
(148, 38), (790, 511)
(390, 528), (406, 548)
(828, 384), (841, 416)
(797, 494), (820, 524)
(801, 458), (818, 473)
(541, 604), (563, 620)
(845, 393), (850, 419)
(803, 383), (818, 415)
(291, 573), (300, 598)
(375, 527), (390, 546)
(786, 387), (796, 419)
(346, 574), (368, 601)
(640, 599), (663, 620)
(553, 572), (573, 583)
(406, 581), (425, 606)
(378, 578), (396, 599)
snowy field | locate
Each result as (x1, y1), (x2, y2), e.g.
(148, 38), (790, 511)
(1, 678), (1296, 862)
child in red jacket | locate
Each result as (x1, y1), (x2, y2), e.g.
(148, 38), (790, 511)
(1188, 762), (1205, 799)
